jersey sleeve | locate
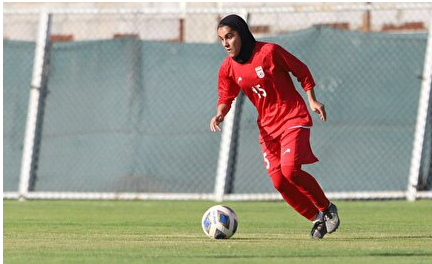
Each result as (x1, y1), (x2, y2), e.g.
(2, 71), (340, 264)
(272, 44), (315, 91)
(217, 60), (240, 107)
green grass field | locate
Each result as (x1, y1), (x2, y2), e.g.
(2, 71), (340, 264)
(3, 200), (432, 263)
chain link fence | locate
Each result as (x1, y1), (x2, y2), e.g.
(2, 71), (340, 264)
(3, 41), (35, 192)
(3, 3), (432, 199)
(3, 12), (39, 193)
(235, 27), (427, 194)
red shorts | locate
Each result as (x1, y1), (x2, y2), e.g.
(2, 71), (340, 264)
(260, 127), (318, 175)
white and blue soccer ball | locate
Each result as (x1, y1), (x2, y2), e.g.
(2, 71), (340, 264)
(201, 205), (238, 239)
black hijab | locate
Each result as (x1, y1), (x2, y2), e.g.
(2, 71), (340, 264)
(218, 14), (256, 64)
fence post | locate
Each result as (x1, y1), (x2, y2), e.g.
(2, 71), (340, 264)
(214, 10), (249, 202)
(18, 12), (52, 200)
(407, 14), (432, 201)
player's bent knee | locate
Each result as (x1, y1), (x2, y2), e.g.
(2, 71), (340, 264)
(269, 170), (284, 192)
(281, 165), (301, 184)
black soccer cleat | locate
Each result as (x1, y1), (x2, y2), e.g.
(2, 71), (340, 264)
(310, 220), (327, 239)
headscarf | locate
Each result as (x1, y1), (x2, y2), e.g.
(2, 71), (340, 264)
(218, 14), (256, 64)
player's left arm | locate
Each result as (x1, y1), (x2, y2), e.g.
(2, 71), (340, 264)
(272, 44), (326, 121)
(272, 44), (315, 91)
(306, 88), (326, 122)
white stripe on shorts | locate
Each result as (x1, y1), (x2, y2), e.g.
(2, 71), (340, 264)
(288, 125), (311, 129)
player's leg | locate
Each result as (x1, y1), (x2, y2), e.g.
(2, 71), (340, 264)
(281, 165), (329, 211)
(269, 169), (319, 221)
(280, 127), (340, 239)
(261, 138), (320, 221)
(281, 165), (340, 238)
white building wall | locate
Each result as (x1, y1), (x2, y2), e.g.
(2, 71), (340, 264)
(4, 2), (432, 43)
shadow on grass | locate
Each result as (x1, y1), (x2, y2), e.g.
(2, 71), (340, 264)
(368, 252), (432, 257)
(225, 234), (432, 242)
(335, 234), (432, 241)
(143, 252), (432, 259)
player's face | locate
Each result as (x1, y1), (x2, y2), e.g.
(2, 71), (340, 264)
(217, 26), (242, 57)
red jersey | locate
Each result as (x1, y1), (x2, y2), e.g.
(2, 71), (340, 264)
(217, 42), (315, 142)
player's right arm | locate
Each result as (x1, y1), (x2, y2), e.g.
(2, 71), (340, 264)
(210, 60), (240, 132)
(210, 104), (230, 132)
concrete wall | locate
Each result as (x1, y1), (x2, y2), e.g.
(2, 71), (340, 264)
(3, 2), (432, 43)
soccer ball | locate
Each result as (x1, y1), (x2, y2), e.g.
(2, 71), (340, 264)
(201, 205), (238, 239)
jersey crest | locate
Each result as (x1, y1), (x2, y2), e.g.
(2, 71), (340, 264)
(255, 66), (265, 78)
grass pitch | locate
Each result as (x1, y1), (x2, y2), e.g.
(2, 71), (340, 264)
(3, 200), (432, 263)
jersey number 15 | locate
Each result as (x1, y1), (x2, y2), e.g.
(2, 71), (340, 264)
(252, 84), (267, 98)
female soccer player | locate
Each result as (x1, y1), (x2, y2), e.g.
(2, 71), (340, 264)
(209, 14), (340, 239)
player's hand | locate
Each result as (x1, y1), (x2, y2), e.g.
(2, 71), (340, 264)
(210, 114), (224, 132)
(309, 100), (327, 122)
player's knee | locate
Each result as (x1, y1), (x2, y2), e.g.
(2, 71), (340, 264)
(281, 165), (301, 184)
(269, 170), (284, 192)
